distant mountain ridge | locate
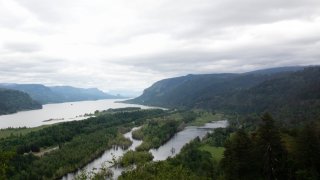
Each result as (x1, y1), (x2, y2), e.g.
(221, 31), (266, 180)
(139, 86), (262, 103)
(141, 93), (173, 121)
(0, 84), (122, 104)
(0, 88), (42, 115)
(126, 66), (320, 124)
(244, 66), (305, 75)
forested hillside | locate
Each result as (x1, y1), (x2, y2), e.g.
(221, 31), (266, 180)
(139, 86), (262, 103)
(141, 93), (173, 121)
(120, 113), (320, 180)
(0, 89), (42, 115)
(0, 84), (120, 104)
(50, 86), (120, 101)
(127, 66), (320, 125)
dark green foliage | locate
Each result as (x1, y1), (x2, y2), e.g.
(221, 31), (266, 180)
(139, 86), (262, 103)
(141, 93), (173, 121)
(0, 88), (42, 115)
(128, 67), (320, 126)
(126, 73), (269, 108)
(105, 107), (142, 113)
(180, 110), (198, 123)
(0, 109), (165, 179)
(0, 151), (15, 179)
(170, 137), (218, 178)
(203, 128), (230, 147)
(229, 67), (320, 125)
(294, 122), (320, 179)
(221, 130), (259, 180)
(134, 117), (181, 151)
(123, 111), (320, 180)
(121, 112), (320, 180)
(119, 150), (153, 167)
(120, 138), (218, 180)
(119, 161), (198, 180)
(255, 113), (288, 180)
(75, 163), (113, 180)
(221, 113), (320, 180)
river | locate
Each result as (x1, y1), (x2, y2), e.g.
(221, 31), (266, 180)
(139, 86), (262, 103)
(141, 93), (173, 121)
(62, 127), (143, 180)
(150, 120), (228, 160)
(0, 99), (228, 179)
(0, 99), (153, 129)
(63, 120), (228, 180)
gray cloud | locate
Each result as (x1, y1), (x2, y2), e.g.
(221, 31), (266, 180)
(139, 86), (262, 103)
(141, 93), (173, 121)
(0, 0), (319, 95)
(3, 42), (42, 53)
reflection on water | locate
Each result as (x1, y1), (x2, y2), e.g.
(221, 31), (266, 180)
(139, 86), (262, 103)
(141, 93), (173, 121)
(150, 120), (228, 161)
(62, 121), (228, 180)
(0, 99), (153, 129)
(62, 127), (142, 180)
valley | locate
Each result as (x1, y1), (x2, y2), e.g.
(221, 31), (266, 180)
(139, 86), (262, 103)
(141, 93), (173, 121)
(1, 1), (319, 179)
(0, 66), (319, 180)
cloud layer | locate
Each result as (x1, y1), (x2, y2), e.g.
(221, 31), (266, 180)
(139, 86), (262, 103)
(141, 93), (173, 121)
(1, 0), (320, 96)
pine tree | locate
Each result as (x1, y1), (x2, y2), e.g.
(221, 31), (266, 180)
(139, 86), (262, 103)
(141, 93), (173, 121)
(294, 122), (320, 179)
(255, 113), (288, 180)
(221, 129), (258, 180)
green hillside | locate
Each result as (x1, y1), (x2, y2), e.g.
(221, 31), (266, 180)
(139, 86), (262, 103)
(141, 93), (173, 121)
(0, 88), (42, 115)
(127, 66), (320, 125)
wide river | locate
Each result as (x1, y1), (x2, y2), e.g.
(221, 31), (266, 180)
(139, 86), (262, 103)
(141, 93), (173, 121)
(0, 99), (228, 179)
(0, 99), (154, 129)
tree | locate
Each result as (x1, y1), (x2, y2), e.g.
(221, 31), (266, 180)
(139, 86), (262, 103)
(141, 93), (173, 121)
(294, 122), (320, 179)
(255, 113), (288, 180)
(0, 151), (15, 179)
(221, 129), (258, 180)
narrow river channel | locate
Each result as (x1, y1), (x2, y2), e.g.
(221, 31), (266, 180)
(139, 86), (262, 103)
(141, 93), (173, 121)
(62, 127), (142, 180)
(62, 120), (228, 180)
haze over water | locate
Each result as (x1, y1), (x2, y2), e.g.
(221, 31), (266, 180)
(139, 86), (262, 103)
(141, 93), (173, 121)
(0, 99), (152, 129)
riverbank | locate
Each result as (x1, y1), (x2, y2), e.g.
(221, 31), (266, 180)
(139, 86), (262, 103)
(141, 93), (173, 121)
(0, 99), (154, 129)
(0, 109), (166, 179)
(63, 126), (144, 180)
(71, 120), (228, 179)
(0, 108), (228, 179)
(0, 124), (51, 139)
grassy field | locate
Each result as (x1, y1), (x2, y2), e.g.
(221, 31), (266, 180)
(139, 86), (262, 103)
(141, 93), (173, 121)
(0, 125), (50, 139)
(199, 145), (225, 162)
(189, 111), (225, 126)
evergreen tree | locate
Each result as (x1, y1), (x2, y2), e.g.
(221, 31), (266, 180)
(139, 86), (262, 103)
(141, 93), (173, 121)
(294, 122), (320, 179)
(255, 113), (288, 180)
(221, 129), (258, 180)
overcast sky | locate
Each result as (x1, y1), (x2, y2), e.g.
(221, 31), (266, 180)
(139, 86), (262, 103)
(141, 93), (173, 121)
(1, 0), (320, 96)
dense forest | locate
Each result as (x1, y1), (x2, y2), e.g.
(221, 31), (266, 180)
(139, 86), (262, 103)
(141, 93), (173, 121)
(127, 66), (320, 125)
(132, 113), (188, 151)
(126, 66), (304, 108)
(117, 66), (320, 180)
(119, 113), (320, 180)
(0, 109), (165, 179)
(1, 66), (319, 180)
(0, 88), (42, 115)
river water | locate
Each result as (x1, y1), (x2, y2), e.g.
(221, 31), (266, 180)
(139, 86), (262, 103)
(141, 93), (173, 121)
(150, 120), (228, 160)
(0, 99), (153, 129)
(62, 127), (142, 180)
(63, 120), (228, 180)
(0, 99), (228, 179)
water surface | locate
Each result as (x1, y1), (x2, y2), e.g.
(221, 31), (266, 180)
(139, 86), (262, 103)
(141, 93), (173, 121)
(62, 127), (142, 180)
(64, 120), (228, 179)
(0, 99), (153, 129)
(150, 120), (228, 161)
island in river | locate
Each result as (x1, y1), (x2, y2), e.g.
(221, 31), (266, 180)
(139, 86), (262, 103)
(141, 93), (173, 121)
(0, 107), (228, 179)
